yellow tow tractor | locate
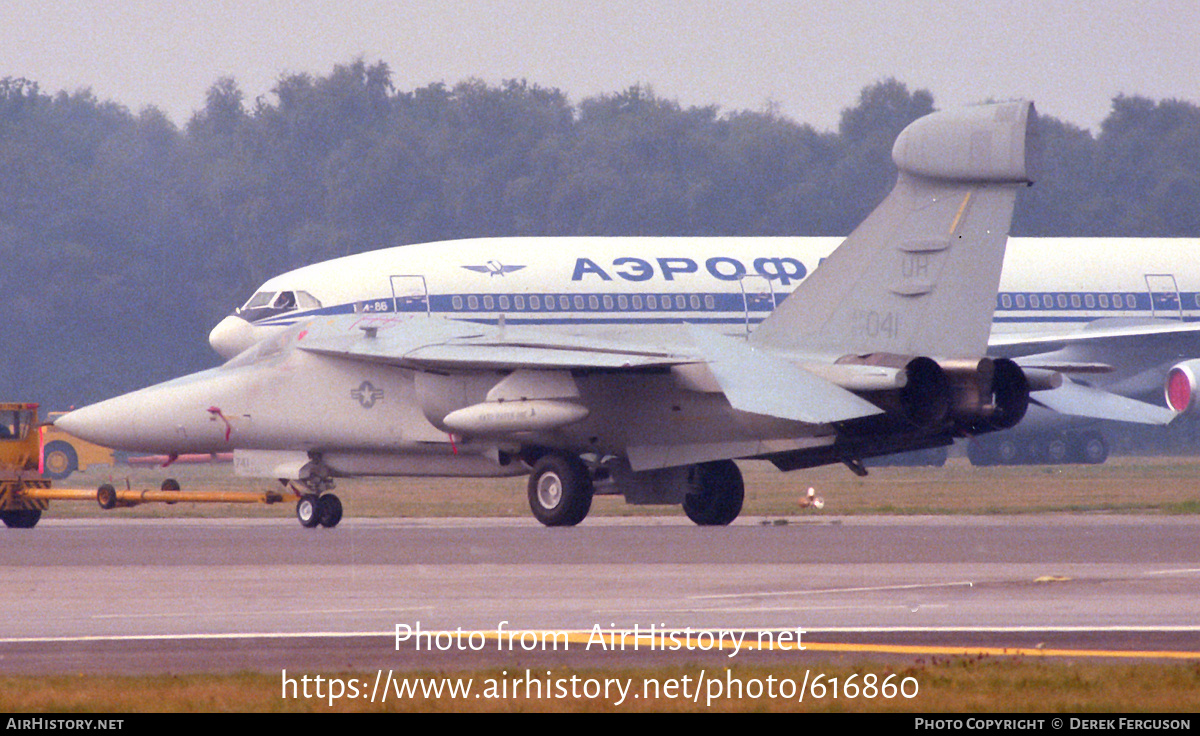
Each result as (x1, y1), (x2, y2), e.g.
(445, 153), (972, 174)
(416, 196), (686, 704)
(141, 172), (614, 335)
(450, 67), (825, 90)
(0, 403), (49, 527)
(0, 402), (295, 528)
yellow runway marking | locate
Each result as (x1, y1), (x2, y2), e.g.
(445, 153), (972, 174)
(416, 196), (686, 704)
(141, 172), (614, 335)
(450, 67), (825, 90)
(452, 630), (1200, 661)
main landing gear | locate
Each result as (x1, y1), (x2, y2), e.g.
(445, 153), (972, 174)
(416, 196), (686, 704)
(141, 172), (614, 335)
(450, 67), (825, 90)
(682, 460), (744, 526)
(525, 452), (746, 527)
(527, 453), (594, 527)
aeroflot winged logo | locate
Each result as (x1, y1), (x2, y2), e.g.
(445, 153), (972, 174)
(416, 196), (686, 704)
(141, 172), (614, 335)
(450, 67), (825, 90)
(461, 260), (527, 276)
(351, 381), (385, 409)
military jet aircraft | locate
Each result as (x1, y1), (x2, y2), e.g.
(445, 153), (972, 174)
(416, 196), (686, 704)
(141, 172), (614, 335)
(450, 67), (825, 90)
(60, 101), (1042, 528)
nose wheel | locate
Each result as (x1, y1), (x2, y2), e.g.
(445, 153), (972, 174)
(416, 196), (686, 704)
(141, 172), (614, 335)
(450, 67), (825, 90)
(297, 493), (343, 528)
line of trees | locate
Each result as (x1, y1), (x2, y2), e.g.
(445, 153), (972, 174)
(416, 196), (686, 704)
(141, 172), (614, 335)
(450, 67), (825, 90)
(2, 61), (1199, 408)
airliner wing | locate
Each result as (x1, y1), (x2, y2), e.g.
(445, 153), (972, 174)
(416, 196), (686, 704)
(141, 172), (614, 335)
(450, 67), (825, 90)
(990, 318), (1199, 424)
(1029, 378), (1177, 424)
(989, 319), (1200, 360)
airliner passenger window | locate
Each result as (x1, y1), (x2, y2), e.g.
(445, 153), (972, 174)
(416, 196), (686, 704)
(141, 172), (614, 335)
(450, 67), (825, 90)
(559, 296), (570, 310)
(574, 295), (585, 310)
(1000, 294), (1012, 308)
(1099, 294), (1109, 308)
(603, 295), (613, 310)
(618, 295), (629, 310)
(704, 295), (715, 310)
(452, 296), (463, 310)
(483, 295), (494, 310)
(498, 295), (510, 310)
(1071, 294), (1081, 308)
(1015, 294), (1026, 308)
(1126, 294), (1138, 309)
(1029, 294), (1039, 308)
(647, 295), (657, 310)
(1057, 294), (1068, 308)
(690, 295), (700, 310)
(530, 295), (541, 310)
(1085, 294), (1095, 308)
(514, 295), (525, 310)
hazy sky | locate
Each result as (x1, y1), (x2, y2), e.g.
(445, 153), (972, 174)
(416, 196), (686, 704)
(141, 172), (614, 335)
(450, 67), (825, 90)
(6, 0), (1199, 131)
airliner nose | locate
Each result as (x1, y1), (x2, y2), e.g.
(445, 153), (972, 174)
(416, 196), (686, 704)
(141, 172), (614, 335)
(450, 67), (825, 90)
(209, 316), (256, 359)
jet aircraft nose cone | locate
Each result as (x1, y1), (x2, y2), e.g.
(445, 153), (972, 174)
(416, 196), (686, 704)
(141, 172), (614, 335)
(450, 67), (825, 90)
(209, 316), (256, 359)
(53, 404), (113, 447)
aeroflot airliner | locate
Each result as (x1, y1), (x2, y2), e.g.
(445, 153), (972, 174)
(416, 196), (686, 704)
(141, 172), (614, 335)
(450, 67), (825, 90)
(211, 236), (1200, 353)
(206, 235), (1199, 466)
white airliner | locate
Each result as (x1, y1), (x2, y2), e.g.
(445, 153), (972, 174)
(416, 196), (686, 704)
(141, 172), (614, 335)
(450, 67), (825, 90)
(53, 101), (1179, 531)
(208, 235), (1192, 464)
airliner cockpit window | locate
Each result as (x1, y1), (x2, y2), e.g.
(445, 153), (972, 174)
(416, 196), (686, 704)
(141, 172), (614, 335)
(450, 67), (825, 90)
(272, 292), (297, 310)
(240, 292), (276, 312)
(295, 291), (322, 309)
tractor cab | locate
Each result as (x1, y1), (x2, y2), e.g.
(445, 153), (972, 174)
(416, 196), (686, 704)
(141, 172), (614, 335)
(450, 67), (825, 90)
(0, 403), (40, 476)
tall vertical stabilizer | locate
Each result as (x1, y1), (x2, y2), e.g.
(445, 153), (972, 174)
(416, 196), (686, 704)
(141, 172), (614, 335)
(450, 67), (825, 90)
(751, 101), (1036, 360)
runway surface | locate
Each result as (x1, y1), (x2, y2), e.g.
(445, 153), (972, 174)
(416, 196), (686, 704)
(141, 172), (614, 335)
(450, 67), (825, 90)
(1, 515), (1198, 673)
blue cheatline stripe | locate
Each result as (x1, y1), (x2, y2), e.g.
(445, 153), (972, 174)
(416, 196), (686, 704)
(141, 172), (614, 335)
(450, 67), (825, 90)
(250, 290), (1200, 328)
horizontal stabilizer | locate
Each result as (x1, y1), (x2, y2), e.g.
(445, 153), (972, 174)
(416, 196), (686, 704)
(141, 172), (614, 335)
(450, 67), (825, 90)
(687, 325), (884, 424)
(1032, 379), (1176, 425)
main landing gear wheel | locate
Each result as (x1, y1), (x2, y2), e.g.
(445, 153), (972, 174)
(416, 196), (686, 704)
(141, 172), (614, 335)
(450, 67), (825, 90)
(527, 454), (593, 527)
(682, 460), (744, 526)
(317, 494), (343, 528)
(1074, 432), (1108, 465)
(297, 494), (320, 528)
(995, 438), (1020, 465)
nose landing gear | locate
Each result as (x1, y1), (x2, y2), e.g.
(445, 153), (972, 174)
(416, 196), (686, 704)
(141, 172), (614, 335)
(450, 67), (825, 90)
(288, 467), (343, 529)
(296, 493), (343, 528)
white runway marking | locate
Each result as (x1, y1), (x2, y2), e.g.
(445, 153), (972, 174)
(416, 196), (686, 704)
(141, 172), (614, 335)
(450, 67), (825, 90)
(89, 606), (431, 620)
(3, 624), (1200, 645)
(690, 580), (975, 600)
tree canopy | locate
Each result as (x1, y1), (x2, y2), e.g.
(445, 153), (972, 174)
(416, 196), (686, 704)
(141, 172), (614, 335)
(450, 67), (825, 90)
(2, 63), (1198, 408)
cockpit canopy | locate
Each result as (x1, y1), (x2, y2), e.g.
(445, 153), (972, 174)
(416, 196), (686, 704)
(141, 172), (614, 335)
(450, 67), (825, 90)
(235, 290), (322, 322)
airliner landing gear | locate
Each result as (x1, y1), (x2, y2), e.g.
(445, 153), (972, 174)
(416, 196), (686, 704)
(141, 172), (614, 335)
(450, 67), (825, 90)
(967, 430), (1109, 466)
(682, 460), (744, 526)
(528, 453), (594, 527)
(1072, 431), (1108, 464)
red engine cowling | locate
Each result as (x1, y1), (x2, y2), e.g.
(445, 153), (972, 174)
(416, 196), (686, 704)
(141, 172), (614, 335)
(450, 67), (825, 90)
(1165, 359), (1200, 413)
